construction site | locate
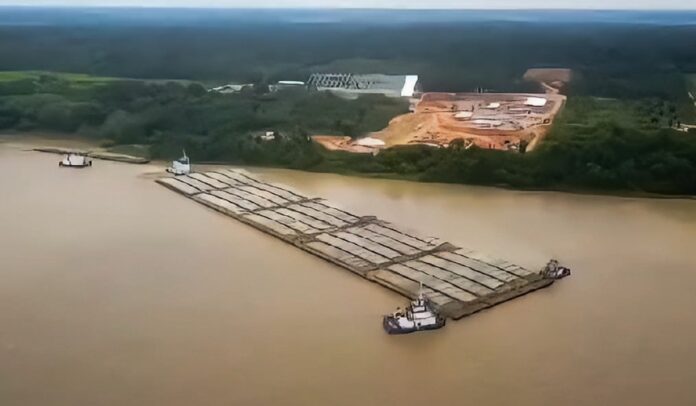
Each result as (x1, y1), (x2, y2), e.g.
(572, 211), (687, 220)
(313, 91), (566, 153)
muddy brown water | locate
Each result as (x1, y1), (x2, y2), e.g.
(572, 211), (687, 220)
(2, 143), (696, 406)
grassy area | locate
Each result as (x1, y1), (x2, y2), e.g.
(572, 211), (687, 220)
(560, 96), (684, 130)
(680, 74), (696, 122)
(687, 74), (696, 94)
(0, 71), (197, 89)
(562, 97), (642, 128)
(0, 70), (119, 84)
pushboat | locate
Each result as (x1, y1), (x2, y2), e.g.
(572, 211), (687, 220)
(166, 150), (191, 176)
(58, 153), (92, 168)
(383, 286), (446, 334)
(542, 259), (571, 279)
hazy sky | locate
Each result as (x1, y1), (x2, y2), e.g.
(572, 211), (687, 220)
(1, 0), (694, 9)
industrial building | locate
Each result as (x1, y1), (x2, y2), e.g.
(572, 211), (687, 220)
(306, 73), (419, 98)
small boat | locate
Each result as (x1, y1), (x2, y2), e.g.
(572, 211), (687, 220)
(383, 286), (446, 334)
(542, 259), (571, 279)
(58, 153), (92, 168)
(166, 150), (191, 176)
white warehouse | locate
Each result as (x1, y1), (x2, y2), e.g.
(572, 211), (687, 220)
(306, 73), (420, 98)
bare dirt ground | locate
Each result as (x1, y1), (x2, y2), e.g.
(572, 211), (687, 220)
(312, 69), (571, 154)
(523, 68), (573, 92)
(311, 135), (377, 154)
(313, 92), (566, 153)
(370, 92), (566, 151)
(0, 132), (99, 149)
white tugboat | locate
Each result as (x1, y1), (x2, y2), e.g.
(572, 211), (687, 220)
(383, 285), (446, 334)
(541, 259), (571, 279)
(166, 150), (191, 176)
(58, 153), (92, 168)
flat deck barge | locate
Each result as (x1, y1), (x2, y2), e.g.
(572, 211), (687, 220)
(156, 169), (553, 320)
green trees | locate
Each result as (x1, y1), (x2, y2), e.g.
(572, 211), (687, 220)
(1, 71), (694, 195)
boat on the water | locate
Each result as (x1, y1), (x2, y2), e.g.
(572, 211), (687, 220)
(542, 259), (571, 279)
(383, 286), (446, 334)
(58, 153), (92, 168)
(166, 150), (191, 176)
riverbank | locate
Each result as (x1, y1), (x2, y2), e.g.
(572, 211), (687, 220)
(0, 133), (150, 164)
(3, 133), (695, 200)
(2, 70), (695, 196)
(197, 159), (696, 201)
(33, 146), (149, 164)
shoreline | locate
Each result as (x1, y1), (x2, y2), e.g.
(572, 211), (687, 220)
(3, 133), (694, 201)
(32, 146), (150, 164)
(204, 161), (696, 202)
(0, 133), (149, 164)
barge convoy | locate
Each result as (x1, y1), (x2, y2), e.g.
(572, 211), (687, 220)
(156, 168), (571, 332)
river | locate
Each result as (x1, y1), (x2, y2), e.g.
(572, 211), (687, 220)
(1, 141), (696, 406)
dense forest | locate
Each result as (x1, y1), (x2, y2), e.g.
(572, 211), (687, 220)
(1, 10), (695, 101)
(0, 8), (695, 195)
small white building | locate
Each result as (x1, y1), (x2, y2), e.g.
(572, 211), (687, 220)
(209, 84), (251, 94)
(355, 137), (386, 147)
(524, 97), (548, 107)
(454, 111), (474, 120)
(259, 131), (277, 141)
(471, 119), (503, 127)
(277, 80), (305, 86)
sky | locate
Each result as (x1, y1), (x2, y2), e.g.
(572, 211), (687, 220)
(1, 0), (694, 9)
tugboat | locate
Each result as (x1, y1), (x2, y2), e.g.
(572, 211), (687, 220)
(542, 259), (571, 279)
(166, 150), (191, 176)
(383, 285), (446, 334)
(58, 153), (92, 168)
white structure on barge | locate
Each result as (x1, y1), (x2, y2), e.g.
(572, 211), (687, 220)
(166, 151), (191, 176)
(59, 153), (92, 168)
(383, 285), (446, 334)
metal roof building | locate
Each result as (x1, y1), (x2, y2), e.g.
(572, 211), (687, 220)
(307, 73), (419, 98)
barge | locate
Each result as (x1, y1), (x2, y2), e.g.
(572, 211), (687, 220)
(156, 169), (568, 321)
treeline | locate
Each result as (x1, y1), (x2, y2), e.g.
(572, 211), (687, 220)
(1, 22), (695, 102)
(0, 74), (407, 162)
(362, 98), (696, 195)
(1, 74), (695, 195)
(293, 97), (696, 195)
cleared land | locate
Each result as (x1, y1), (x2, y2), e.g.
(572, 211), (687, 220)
(381, 92), (566, 151)
(0, 70), (196, 88)
(523, 68), (573, 92)
(156, 168), (555, 320)
(314, 92), (566, 153)
(312, 68), (571, 154)
(310, 135), (378, 154)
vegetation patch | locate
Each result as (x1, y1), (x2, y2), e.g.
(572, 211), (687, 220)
(687, 74), (696, 94)
(1, 19), (695, 195)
